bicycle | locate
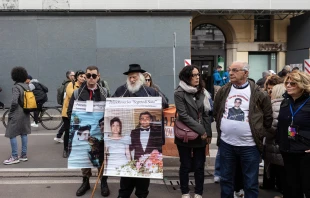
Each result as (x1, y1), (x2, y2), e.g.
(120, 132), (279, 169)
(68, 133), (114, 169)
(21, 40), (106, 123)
(2, 106), (63, 130)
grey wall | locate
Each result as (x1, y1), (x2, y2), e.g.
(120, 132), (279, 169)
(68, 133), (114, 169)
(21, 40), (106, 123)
(286, 12), (310, 65)
(0, 14), (191, 106)
(286, 49), (309, 66)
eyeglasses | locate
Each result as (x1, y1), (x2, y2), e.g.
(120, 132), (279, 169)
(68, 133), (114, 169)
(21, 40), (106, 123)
(285, 81), (297, 87)
(145, 79), (151, 82)
(86, 73), (98, 79)
(228, 68), (245, 73)
(191, 73), (201, 77)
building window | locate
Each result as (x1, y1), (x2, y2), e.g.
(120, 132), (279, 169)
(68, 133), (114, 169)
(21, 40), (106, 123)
(191, 24), (225, 50)
(254, 16), (271, 42)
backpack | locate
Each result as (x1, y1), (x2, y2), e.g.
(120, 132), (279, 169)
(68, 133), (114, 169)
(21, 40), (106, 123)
(57, 80), (70, 105)
(32, 82), (48, 103)
(98, 79), (110, 97)
(17, 84), (37, 112)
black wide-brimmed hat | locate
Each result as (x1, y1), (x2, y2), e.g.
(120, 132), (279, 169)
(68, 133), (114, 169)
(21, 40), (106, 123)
(123, 64), (146, 75)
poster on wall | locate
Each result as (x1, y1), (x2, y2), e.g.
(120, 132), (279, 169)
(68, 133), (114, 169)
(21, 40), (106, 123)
(67, 101), (105, 169)
(103, 97), (163, 179)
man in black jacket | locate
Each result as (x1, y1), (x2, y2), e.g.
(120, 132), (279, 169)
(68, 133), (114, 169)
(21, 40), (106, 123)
(28, 75), (49, 127)
(113, 64), (161, 198)
(67, 66), (110, 197)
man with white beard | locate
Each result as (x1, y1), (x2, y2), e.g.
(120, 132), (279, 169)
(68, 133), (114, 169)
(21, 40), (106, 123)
(113, 64), (160, 198)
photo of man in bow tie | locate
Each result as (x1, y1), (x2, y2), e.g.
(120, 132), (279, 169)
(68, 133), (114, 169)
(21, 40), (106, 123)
(130, 111), (162, 161)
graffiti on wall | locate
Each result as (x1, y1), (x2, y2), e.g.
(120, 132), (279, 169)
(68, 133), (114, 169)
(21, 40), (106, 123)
(43, 0), (69, 9)
(0, 0), (19, 9)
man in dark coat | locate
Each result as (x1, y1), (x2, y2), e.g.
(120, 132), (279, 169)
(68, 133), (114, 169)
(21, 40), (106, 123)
(113, 64), (162, 198)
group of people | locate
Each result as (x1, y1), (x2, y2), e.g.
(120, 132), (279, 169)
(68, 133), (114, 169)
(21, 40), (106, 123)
(3, 61), (310, 198)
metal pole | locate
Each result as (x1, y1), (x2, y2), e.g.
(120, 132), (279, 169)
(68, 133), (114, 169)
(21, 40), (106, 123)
(173, 32), (176, 89)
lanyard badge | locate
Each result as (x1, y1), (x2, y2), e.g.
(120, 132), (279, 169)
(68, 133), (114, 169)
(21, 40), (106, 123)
(288, 97), (310, 139)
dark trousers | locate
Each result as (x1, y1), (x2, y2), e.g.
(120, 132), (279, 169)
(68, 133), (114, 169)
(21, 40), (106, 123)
(62, 117), (70, 151)
(234, 159), (244, 192)
(177, 145), (206, 195)
(56, 123), (65, 138)
(281, 152), (310, 198)
(118, 177), (150, 198)
(33, 103), (43, 124)
(81, 168), (108, 181)
(220, 140), (260, 198)
(262, 163), (285, 192)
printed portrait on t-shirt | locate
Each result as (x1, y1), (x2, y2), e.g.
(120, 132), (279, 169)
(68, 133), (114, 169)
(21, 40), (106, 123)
(223, 94), (249, 122)
(227, 98), (245, 121)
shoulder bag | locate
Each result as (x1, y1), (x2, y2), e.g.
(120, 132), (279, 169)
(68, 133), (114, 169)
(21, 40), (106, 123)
(174, 111), (200, 143)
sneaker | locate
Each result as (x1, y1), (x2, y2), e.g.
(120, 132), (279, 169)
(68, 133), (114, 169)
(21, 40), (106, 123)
(54, 137), (64, 143)
(3, 156), (20, 165)
(182, 194), (191, 198)
(19, 155), (28, 162)
(235, 189), (244, 198)
(259, 160), (264, 167)
(194, 194), (202, 198)
(31, 122), (39, 127)
(214, 176), (220, 183)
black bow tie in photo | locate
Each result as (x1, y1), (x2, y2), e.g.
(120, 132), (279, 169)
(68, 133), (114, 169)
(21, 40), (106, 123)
(140, 128), (150, 132)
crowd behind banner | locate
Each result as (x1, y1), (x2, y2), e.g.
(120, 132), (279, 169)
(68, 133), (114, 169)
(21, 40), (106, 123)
(3, 63), (310, 198)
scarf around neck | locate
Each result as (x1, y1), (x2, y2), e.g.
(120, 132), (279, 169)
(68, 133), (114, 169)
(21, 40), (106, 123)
(179, 81), (211, 112)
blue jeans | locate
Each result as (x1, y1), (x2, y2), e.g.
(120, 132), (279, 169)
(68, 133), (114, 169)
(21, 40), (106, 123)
(10, 134), (28, 158)
(214, 147), (221, 177)
(220, 139), (260, 198)
(177, 145), (206, 195)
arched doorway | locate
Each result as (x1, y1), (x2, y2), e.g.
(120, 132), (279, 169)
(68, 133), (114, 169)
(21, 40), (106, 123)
(191, 23), (226, 95)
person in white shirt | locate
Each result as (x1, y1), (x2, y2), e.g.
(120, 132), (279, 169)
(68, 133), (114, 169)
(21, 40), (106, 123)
(213, 61), (273, 198)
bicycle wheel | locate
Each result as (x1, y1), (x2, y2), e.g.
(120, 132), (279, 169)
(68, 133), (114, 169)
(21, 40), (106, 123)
(2, 109), (9, 128)
(40, 107), (63, 130)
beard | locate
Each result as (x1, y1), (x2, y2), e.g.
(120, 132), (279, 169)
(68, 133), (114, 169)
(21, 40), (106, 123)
(126, 79), (143, 93)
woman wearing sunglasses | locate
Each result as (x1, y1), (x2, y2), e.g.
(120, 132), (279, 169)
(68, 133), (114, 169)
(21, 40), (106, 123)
(143, 72), (169, 108)
(277, 71), (310, 198)
(61, 70), (86, 158)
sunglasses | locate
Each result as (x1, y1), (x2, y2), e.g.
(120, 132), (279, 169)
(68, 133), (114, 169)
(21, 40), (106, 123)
(192, 73), (201, 77)
(86, 73), (98, 79)
(145, 79), (151, 82)
(285, 81), (297, 87)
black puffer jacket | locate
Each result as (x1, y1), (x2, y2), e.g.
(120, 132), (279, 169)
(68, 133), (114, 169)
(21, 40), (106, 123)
(277, 92), (310, 153)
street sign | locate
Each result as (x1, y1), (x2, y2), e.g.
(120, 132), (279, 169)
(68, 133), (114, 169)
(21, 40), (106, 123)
(184, 59), (191, 66)
(304, 59), (310, 73)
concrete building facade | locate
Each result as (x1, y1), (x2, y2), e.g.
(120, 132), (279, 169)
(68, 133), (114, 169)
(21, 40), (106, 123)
(0, 1), (308, 104)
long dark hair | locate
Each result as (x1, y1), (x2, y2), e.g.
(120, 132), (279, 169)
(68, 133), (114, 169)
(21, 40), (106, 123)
(178, 65), (205, 94)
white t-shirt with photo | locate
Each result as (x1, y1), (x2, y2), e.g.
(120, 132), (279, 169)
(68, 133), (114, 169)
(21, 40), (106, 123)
(220, 85), (255, 146)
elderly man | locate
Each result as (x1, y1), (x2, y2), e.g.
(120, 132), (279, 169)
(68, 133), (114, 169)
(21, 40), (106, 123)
(213, 61), (272, 198)
(113, 64), (160, 198)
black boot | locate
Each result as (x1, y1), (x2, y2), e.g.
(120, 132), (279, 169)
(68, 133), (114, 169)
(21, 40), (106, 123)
(76, 177), (90, 196)
(101, 177), (110, 197)
(63, 150), (68, 158)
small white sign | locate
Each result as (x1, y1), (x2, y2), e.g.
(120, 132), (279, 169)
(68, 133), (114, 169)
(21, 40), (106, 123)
(86, 100), (94, 112)
(184, 59), (191, 66)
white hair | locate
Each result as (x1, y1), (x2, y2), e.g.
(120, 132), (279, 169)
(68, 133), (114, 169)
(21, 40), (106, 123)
(126, 72), (145, 93)
(232, 61), (250, 71)
(284, 65), (291, 71)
